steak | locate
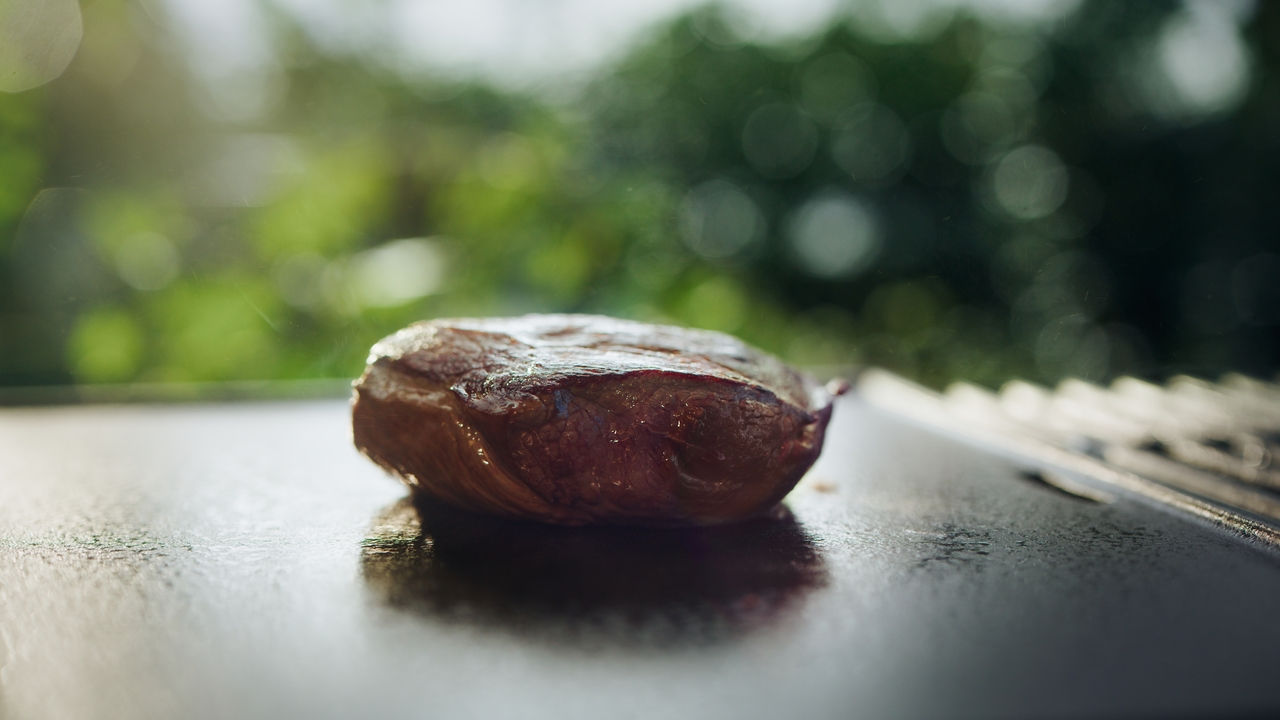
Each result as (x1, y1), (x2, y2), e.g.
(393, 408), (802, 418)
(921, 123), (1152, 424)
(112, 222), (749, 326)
(351, 314), (843, 526)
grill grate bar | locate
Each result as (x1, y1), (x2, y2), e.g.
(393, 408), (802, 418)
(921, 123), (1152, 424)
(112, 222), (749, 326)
(855, 370), (1280, 549)
(950, 374), (1280, 522)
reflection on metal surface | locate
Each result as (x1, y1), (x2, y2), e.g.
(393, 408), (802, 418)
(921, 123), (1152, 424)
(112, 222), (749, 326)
(361, 496), (827, 647)
(1016, 469), (1116, 505)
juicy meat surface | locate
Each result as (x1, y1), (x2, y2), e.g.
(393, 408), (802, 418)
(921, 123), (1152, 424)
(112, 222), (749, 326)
(351, 314), (842, 526)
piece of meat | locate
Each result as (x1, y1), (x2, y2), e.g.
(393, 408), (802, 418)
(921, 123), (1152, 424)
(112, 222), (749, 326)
(351, 314), (843, 526)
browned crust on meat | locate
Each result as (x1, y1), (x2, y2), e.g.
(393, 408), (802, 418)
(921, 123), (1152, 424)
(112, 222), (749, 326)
(352, 314), (838, 526)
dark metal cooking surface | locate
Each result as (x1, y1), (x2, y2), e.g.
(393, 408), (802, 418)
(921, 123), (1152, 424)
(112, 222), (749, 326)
(2, 380), (1279, 719)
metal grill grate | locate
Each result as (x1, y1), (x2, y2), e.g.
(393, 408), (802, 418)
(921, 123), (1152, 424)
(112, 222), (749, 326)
(857, 370), (1280, 549)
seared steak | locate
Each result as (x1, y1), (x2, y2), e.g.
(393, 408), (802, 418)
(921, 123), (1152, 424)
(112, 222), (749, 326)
(352, 315), (842, 525)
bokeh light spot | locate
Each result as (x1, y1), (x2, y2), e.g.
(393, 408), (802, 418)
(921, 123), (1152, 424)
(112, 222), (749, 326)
(0, 0), (82, 93)
(990, 144), (1068, 220)
(1154, 3), (1251, 121)
(786, 189), (880, 278)
(346, 238), (447, 309)
(113, 232), (181, 292)
(679, 179), (765, 260)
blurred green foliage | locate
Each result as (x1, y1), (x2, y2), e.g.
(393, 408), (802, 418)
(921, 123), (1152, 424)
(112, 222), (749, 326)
(1, 1), (1277, 392)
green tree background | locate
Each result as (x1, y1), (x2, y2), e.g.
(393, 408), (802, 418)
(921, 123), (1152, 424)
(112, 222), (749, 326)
(1, 0), (1276, 392)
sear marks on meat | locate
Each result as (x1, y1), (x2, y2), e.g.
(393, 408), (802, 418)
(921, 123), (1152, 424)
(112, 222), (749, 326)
(351, 314), (844, 526)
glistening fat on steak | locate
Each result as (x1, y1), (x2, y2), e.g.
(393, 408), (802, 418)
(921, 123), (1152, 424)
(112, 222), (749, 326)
(351, 315), (844, 526)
